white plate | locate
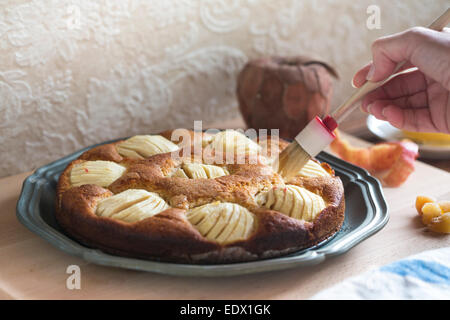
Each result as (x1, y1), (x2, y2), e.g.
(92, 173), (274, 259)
(366, 115), (450, 160)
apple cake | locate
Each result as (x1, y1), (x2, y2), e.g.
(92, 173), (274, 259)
(56, 129), (345, 264)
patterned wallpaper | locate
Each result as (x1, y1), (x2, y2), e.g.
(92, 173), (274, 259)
(0, 0), (448, 177)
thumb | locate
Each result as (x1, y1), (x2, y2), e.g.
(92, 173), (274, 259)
(366, 27), (433, 82)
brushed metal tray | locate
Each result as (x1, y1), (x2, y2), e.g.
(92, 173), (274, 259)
(16, 140), (388, 277)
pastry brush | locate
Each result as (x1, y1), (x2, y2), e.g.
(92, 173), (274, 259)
(275, 8), (450, 180)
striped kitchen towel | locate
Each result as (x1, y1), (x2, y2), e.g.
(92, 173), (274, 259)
(311, 247), (450, 300)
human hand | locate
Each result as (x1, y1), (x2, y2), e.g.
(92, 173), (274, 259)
(352, 27), (450, 133)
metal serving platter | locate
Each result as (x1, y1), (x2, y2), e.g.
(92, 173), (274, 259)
(17, 139), (389, 277)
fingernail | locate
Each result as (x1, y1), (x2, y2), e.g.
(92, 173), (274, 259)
(381, 107), (388, 118)
(367, 103), (374, 114)
(366, 65), (375, 81)
(360, 105), (369, 114)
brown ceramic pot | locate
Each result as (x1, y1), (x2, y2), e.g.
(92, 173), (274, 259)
(236, 56), (337, 139)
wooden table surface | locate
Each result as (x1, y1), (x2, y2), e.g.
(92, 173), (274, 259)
(1, 118), (450, 300)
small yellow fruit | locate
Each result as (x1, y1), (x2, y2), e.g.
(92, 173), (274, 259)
(421, 202), (442, 225)
(428, 212), (450, 234)
(438, 201), (450, 213)
(415, 196), (436, 215)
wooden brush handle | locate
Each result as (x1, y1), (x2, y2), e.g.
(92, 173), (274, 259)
(331, 8), (450, 123)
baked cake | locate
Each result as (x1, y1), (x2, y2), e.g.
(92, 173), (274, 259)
(56, 129), (345, 264)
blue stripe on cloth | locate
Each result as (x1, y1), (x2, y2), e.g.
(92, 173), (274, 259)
(380, 259), (450, 285)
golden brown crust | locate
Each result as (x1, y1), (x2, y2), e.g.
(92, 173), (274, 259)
(79, 141), (124, 162)
(55, 130), (345, 264)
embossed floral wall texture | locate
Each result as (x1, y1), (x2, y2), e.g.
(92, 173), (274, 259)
(0, 0), (447, 177)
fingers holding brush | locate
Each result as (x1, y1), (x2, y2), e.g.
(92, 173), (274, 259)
(351, 24), (450, 133)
